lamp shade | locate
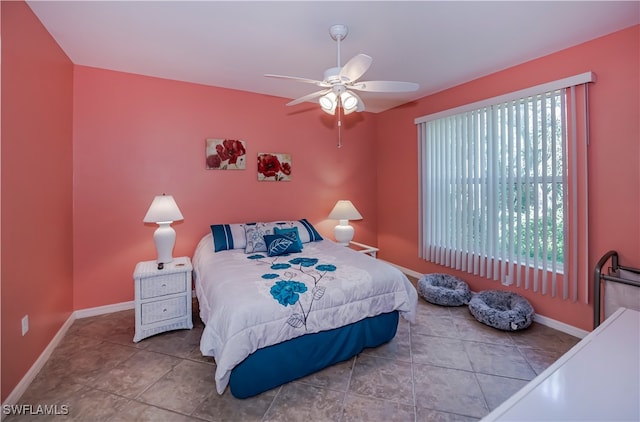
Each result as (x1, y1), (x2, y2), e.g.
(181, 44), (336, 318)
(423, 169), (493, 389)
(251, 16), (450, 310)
(341, 91), (358, 111)
(320, 92), (338, 115)
(328, 200), (362, 246)
(143, 194), (184, 223)
(328, 200), (363, 221)
(320, 91), (364, 116)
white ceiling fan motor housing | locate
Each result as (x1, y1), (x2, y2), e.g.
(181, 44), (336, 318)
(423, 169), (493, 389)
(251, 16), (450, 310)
(324, 67), (342, 84)
(329, 24), (348, 41)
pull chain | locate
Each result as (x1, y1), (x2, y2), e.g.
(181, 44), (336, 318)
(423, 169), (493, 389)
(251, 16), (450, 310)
(334, 28), (344, 148)
(337, 99), (343, 148)
(338, 114), (342, 148)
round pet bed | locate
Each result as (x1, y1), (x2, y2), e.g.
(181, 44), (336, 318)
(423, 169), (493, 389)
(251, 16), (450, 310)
(468, 290), (534, 331)
(417, 273), (472, 306)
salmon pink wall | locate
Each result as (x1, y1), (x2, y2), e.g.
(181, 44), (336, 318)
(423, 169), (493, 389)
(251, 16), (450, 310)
(72, 66), (378, 310)
(376, 25), (640, 331)
(1, 1), (74, 401)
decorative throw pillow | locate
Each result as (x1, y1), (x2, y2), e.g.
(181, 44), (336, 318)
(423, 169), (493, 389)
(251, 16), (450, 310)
(274, 227), (303, 250)
(244, 220), (321, 252)
(244, 222), (293, 253)
(295, 219), (324, 243)
(263, 233), (303, 257)
(244, 223), (269, 253)
(210, 223), (246, 252)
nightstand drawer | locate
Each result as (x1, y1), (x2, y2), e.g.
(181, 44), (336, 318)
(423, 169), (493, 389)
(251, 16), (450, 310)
(141, 296), (187, 325)
(140, 273), (187, 299)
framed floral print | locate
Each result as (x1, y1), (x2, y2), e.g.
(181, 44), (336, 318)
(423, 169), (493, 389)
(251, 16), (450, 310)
(206, 139), (247, 170)
(257, 153), (292, 181)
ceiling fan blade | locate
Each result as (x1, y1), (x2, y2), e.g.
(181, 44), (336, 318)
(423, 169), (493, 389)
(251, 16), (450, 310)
(339, 54), (372, 83)
(264, 74), (329, 87)
(349, 80), (419, 93)
(286, 89), (331, 106)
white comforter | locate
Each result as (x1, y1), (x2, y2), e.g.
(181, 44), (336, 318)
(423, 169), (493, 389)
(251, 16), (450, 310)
(192, 233), (418, 394)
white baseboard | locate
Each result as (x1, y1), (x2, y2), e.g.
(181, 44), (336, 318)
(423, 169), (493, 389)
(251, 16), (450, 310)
(388, 261), (589, 339)
(533, 314), (588, 339)
(74, 300), (134, 319)
(1, 300), (136, 410)
(385, 260), (423, 280)
(74, 293), (195, 318)
(2, 313), (76, 409)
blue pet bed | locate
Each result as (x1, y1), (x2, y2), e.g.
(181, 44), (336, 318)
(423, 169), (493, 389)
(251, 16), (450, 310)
(468, 290), (534, 331)
(417, 273), (472, 306)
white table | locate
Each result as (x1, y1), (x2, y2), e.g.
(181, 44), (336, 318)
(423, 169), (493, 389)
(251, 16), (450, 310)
(349, 241), (379, 258)
(133, 257), (193, 342)
(483, 307), (640, 421)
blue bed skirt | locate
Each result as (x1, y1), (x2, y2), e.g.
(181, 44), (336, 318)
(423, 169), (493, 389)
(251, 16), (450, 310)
(228, 311), (400, 399)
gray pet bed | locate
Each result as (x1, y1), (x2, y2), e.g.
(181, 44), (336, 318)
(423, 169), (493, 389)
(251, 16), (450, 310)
(417, 273), (472, 306)
(468, 290), (534, 331)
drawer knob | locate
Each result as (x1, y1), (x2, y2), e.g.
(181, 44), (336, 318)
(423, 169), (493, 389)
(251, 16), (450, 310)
(161, 283), (167, 287)
(163, 308), (167, 312)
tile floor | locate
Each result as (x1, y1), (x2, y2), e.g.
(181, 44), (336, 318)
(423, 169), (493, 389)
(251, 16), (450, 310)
(7, 294), (579, 421)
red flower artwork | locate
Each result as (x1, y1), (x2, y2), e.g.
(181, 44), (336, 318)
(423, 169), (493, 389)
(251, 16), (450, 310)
(257, 153), (292, 181)
(258, 154), (282, 178)
(205, 139), (247, 170)
(216, 139), (246, 165)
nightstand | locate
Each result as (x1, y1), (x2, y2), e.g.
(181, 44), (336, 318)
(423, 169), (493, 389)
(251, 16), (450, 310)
(133, 256), (193, 342)
(349, 241), (379, 258)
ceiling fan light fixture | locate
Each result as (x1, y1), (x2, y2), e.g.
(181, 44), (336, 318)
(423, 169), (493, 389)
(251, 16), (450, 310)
(265, 24), (418, 119)
(341, 91), (358, 110)
(320, 92), (337, 114)
(344, 91), (364, 115)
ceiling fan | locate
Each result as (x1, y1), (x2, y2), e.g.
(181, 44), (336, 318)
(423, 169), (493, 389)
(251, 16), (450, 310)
(265, 24), (419, 116)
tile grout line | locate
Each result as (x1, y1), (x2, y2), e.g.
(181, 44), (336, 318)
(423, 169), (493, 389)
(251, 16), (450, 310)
(336, 356), (357, 422)
(261, 385), (282, 421)
(408, 317), (418, 422)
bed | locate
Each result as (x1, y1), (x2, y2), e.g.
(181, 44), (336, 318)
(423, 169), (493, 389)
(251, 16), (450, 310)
(192, 219), (418, 398)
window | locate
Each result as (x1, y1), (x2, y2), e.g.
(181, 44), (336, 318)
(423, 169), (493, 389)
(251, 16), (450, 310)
(416, 74), (593, 300)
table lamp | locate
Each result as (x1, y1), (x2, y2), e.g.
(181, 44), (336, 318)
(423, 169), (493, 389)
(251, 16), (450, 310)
(328, 200), (363, 245)
(143, 194), (184, 263)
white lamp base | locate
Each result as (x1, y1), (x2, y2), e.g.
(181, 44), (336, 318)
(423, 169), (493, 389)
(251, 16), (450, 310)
(153, 222), (176, 263)
(334, 220), (354, 246)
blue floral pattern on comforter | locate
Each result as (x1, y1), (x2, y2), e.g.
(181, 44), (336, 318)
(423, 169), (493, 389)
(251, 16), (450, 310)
(248, 254), (338, 329)
(192, 236), (418, 395)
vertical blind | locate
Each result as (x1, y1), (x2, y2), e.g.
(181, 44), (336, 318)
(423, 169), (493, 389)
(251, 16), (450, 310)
(416, 73), (594, 301)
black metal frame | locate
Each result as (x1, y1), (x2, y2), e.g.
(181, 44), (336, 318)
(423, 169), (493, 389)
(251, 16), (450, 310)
(593, 250), (640, 329)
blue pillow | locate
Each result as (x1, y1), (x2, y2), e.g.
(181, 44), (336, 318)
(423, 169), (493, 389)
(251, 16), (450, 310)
(264, 233), (303, 257)
(274, 227), (303, 250)
(298, 219), (323, 242)
(211, 224), (241, 252)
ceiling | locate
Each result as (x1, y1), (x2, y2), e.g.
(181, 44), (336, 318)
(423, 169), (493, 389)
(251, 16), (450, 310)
(26, 1), (640, 113)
